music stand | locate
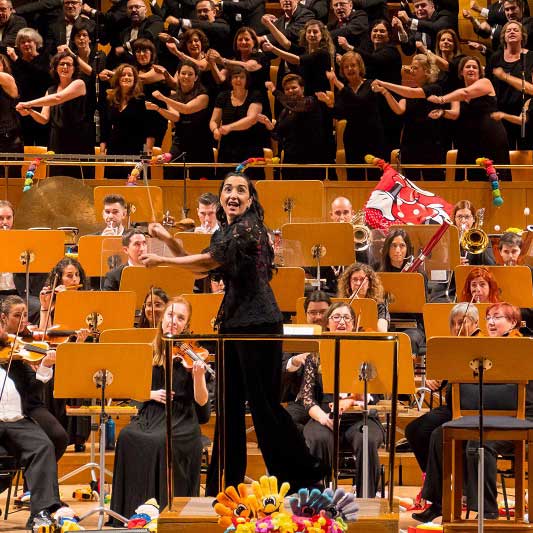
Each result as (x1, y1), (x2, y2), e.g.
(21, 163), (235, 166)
(54, 291), (137, 330)
(174, 232), (211, 255)
(99, 328), (157, 343)
(93, 186), (164, 224)
(282, 324), (321, 353)
(320, 332), (414, 497)
(255, 180), (324, 230)
(0, 230), (65, 310)
(423, 303), (491, 339)
(455, 265), (533, 307)
(119, 266), (196, 308)
(295, 297), (379, 331)
(282, 223), (354, 289)
(270, 267), (305, 314)
(55, 342), (152, 528)
(77, 235), (126, 278)
(426, 337), (533, 532)
(378, 272), (427, 314)
(178, 294), (223, 334)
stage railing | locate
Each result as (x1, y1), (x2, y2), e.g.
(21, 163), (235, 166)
(161, 332), (400, 513)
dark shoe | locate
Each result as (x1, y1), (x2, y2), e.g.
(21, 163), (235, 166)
(474, 511), (499, 520)
(26, 509), (54, 530)
(412, 503), (442, 523)
(74, 444), (86, 453)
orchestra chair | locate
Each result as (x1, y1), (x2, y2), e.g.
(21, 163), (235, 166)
(336, 120), (347, 181)
(94, 147), (105, 180)
(269, 65), (278, 119)
(509, 150), (533, 181)
(445, 149), (457, 182)
(263, 147), (274, 180)
(426, 337), (533, 530)
(0, 445), (22, 520)
(22, 146), (47, 179)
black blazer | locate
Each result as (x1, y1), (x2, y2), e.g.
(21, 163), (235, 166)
(328, 9), (370, 52)
(103, 263), (126, 291)
(261, 4), (314, 44)
(0, 14), (26, 48)
(45, 14), (95, 56)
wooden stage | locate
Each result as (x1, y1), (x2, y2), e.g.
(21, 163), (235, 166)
(158, 497), (399, 533)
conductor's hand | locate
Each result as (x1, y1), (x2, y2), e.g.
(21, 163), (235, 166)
(150, 389), (175, 403)
(140, 253), (164, 267)
(148, 222), (172, 241)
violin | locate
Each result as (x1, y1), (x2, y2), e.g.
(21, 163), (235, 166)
(172, 341), (215, 378)
(0, 334), (50, 364)
(28, 326), (78, 345)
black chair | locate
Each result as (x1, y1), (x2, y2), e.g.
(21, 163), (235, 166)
(0, 444), (22, 520)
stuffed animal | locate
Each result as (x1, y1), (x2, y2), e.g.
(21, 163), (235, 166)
(127, 498), (159, 529)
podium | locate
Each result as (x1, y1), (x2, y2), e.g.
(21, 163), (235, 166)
(255, 180), (324, 230)
(455, 265), (533, 307)
(426, 337), (533, 532)
(119, 266), (196, 308)
(94, 186), (164, 224)
(55, 342), (152, 528)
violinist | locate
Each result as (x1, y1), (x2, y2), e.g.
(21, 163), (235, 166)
(0, 320), (66, 530)
(298, 303), (384, 497)
(0, 295), (68, 464)
(138, 287), (169, 328)
(109, 297), (210, 523)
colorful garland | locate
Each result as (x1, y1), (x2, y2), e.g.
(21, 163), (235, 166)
(235, 157), (280, 174)
(23, 152), (53, 192)
(476, 157), (504, 207)
(127, 153), (173, 185)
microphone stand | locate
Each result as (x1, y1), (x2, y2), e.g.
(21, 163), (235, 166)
(521, 51), (526, 139)
(92, 0), (103, 146)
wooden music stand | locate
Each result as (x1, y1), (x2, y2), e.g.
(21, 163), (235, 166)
(426, 337), (533, 532)
(295, 297), (378, 331)
(179, 294), (223, 334)
(423, 303), (491, 339)
(55, 342), (152, 528)
(77, 235), (126, 278)
(255, 180), (324, 230)
(94, 186), (164, 224)
(455, 265), (533, 307)
(282, 323), (321, 353)
(54, 291), (137, 330)
(396, 224), (461, 278)
(320, 332), (411, 499)
(99, 328), (157, 343)
(174, 232), (211, 255)
(119, 266), (196, 308)
(281, 223), (354, 288)
(378, 272), (427, 314)
(270, 267), (305, 314)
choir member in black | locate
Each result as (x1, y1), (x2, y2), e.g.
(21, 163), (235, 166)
(407, 302), (481, 523)
(338, 19), (402, 157)
(132, 38), (171, 147)
(328, 0), (369, 52)
(7, 28), (51, 147)
(431, 28), (464, 91)
(486, 20), (533, 149)
(100, 63), (155, 179)
(329, 51), (386, 179)
(300, 302), (384, 496)
(139, 287), (169, 328)
(428, 56), (511, 180)
(16, 51), (93, 178)
(0, 53), (22, 178)
(337, 262), (389, 332)
(150, 61), (213, 179)
(372, 54), (453, 180)
(140, 172), (326, 494)
(257, 74), (329, 179)
(109, 297), (210, 523)
(209, 66), (264, 176)
(0, 295), (69, 462)
(378, 228), (426, 356)
(207, 26), (271, 118)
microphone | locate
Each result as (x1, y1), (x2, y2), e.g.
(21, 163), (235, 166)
(94, 109), (100, 144)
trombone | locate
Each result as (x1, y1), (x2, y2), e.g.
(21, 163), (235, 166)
(460, 208), (489, 255)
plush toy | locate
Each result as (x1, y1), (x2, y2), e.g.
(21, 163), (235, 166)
(251, 475), (290, 517)
(54, 506), (84, 531)
(476, 157), (504, 207)
(127, 161), (144, 185)
(127, 498), (159, 529)
(234, 157), (280, 174)
(213, 483), (258, 528)
(289, 487), (332, 517)
(22, 152), (54, 192)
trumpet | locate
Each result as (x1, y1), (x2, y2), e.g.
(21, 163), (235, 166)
(460, 208), (489, 255)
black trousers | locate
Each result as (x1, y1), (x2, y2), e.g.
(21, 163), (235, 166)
(285, 402), (309, 434)
(422, 425), (509, 514)
(0, 417), (60, 515)
(206, 322), (324, 496)
(303, 416), (384, 497)
(29, 407), (69, 461)
(405, 406), (452, 471)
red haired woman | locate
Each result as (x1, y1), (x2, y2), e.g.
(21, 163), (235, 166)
(460, 266), (501, 303)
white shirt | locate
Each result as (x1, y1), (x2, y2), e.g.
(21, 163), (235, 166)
(0, 364), (53, 423)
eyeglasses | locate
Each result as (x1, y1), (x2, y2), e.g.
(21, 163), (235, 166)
(128, 4), (145, 9)
(58, 61), (74, 67)
(456, 214), (473, 220)
(307, 310), (326, 316)
(329, 314), (353, 323)
(486, 315), (506, 323)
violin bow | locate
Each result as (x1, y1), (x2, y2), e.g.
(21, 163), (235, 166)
(42, 274), (59, 342)
(0, 311), (25, 402)
(150, 286), (155, 327)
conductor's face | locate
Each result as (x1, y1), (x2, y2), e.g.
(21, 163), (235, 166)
(220, 176), (252, 223)
(162, 302), (189, 335)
